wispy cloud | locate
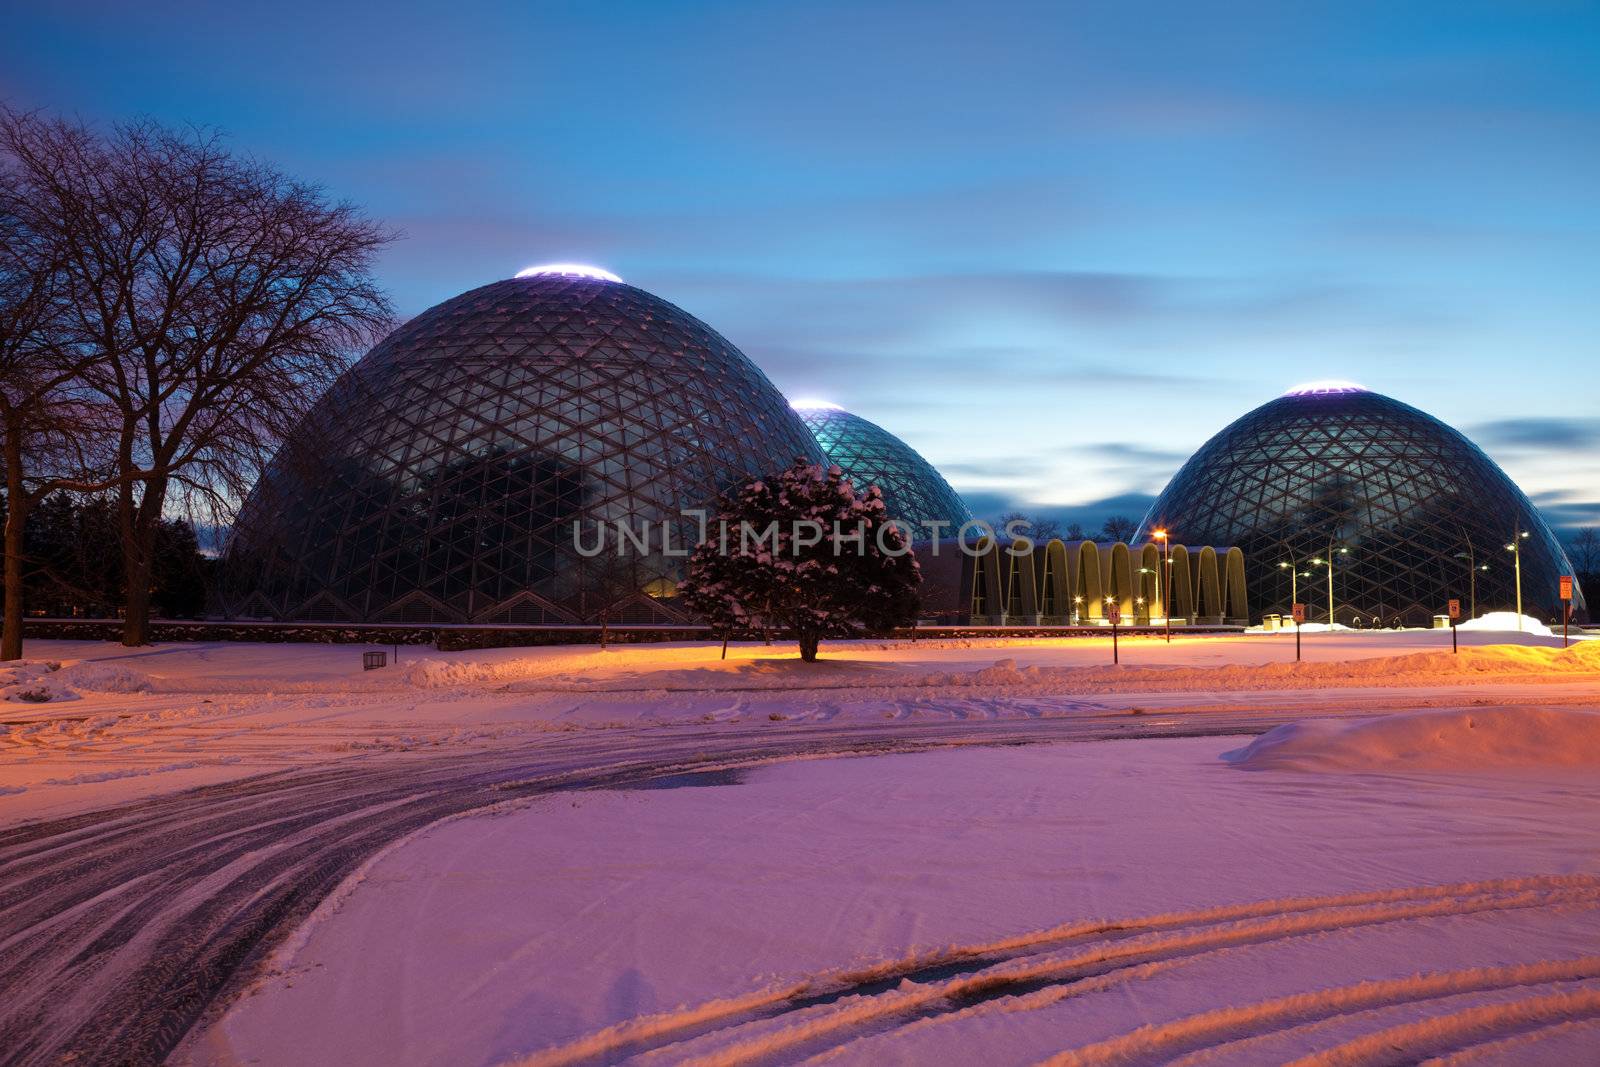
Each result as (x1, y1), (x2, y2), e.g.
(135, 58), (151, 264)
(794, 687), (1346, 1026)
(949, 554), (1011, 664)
(1470, 417), (1600, 451)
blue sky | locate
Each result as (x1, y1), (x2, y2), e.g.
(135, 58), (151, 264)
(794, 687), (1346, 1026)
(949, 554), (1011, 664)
(5, 0), (1597, 533)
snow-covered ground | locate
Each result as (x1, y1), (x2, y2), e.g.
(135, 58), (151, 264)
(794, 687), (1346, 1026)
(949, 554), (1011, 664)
(187, 712), (1600, 1066)
(6, 630), (1600, 1065)
(2, 630), (1597, 824)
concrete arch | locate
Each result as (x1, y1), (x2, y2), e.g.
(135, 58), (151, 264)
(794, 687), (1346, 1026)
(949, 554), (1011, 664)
(1102, 542), (1135, 621)
(1222, 546), (1249, 624)
(1167, 545), (1195, 622)
(969, 539), (1005, 624)
(1005, 546), (1039, 623)
(1037, 539), (1070, 621)
(1074, 540), (1104, 621)
(1195, 546), (1223, 623)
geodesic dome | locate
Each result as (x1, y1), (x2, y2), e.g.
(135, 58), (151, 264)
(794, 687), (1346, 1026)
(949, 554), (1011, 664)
(793, 402), (971, 536)
(1136, 382), (1585, 626)
(223, 268), (824, 624)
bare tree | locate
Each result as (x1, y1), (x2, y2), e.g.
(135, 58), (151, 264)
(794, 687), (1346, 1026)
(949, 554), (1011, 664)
(1571, 527), (1600, 578)
(995, 511), (1061, 544)
(1063, 521), (1086, 541)
(0, 113), (121, 659)
(3, 111), (395, 645)
(1099, 515), (1137, 543)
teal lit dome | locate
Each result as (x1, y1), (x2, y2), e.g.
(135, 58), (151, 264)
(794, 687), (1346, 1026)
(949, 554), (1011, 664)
(792, 401), (970, 536)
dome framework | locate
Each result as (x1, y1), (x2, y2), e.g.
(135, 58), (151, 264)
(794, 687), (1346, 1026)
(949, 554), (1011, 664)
(1136, 388), (1585, 626)
(224, 274), (823, 624)
(794, 404), (971, 536)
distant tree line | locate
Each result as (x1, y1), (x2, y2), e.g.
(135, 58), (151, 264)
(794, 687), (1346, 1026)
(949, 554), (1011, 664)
(993, 511), (1139, 544)
(0, 107), (394, 657)
(2, 493), (207, 618)
(1570, 528), (1599, 601)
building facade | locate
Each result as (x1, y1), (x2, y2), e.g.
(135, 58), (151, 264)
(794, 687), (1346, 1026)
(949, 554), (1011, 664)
(914, 536), (1248, 627)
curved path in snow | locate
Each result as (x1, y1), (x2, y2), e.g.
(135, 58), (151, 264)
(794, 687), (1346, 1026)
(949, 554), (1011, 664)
(0, 711), (1282, 1067)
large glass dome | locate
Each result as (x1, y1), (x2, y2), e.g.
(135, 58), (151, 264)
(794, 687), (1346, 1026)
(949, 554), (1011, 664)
(1136, 385), (1585, 626)
(793, 402), (971, 535)
(224, 271), (824, 624)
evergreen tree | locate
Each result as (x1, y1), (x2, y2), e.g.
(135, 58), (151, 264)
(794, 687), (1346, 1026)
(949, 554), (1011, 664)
(2, 493), (208, 618)
(679, 460), (921, 662)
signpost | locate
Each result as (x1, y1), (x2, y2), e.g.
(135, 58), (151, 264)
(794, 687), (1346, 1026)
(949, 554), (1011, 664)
(1561, 576), (1574, 649)
(1292, 602), (1306, 662)
(1448, 598), (1461, 654)
(1107, 600), (1122, 664)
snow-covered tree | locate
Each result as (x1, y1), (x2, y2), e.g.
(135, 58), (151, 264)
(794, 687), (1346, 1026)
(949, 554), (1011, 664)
(679, 460), (921, 662)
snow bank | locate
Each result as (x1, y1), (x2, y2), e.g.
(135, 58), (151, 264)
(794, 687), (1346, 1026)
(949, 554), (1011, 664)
(53, 661), (154, 693)
(1222, 707), (1600, 772)
(0, 661), (77, 702)
(41, 761), (200, 786)
(1243, 621), (1354, 634)
(1458, 612), (1555, 637)
(0, 659), (156, 701)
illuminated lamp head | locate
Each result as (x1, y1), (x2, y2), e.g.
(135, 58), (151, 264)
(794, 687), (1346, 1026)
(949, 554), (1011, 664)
(514, 263), (623, 283)
(1283, 379), (1368, 397)
(790, 398), (845, 411)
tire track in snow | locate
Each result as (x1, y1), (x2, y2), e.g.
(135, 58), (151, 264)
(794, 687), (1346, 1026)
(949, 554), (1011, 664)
(0, 712), (1286, 1067)
(1038, 963), (1600, 1066)
(1418, 1015), (1600, 1065)
(509, 877), (1600, 1067)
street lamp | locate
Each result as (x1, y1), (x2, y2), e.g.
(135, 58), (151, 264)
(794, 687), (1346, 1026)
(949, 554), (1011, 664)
(1153, 529), (1171, 643)
(1308, 544), (1349, 627)
(1505, 525), (1530, 630)
(1277, 560), (1299, 626)
(1454, 547), (1489, 621)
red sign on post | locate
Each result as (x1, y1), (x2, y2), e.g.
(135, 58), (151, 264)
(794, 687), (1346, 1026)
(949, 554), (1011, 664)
(1106, 602), (1122, 625)
(1448, 599), (1461, 620)
(1561, 576), (1574, 602)
(1291, 603), (1307, 624)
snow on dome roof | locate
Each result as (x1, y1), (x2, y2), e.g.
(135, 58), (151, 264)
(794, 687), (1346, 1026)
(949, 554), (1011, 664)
(514, 263), (623, 283)
(790, 398), (845, 411)
(1283, 379), (1368, 397)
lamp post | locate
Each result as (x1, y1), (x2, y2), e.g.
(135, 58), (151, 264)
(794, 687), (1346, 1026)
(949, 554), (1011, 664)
(1308, 543), (1349, 627)
(1153, 529), (1171, 643)
(1278, 558), (1299, 627)
(1505, 525), (1530, 630)
(1454, 546), (1488, 621)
